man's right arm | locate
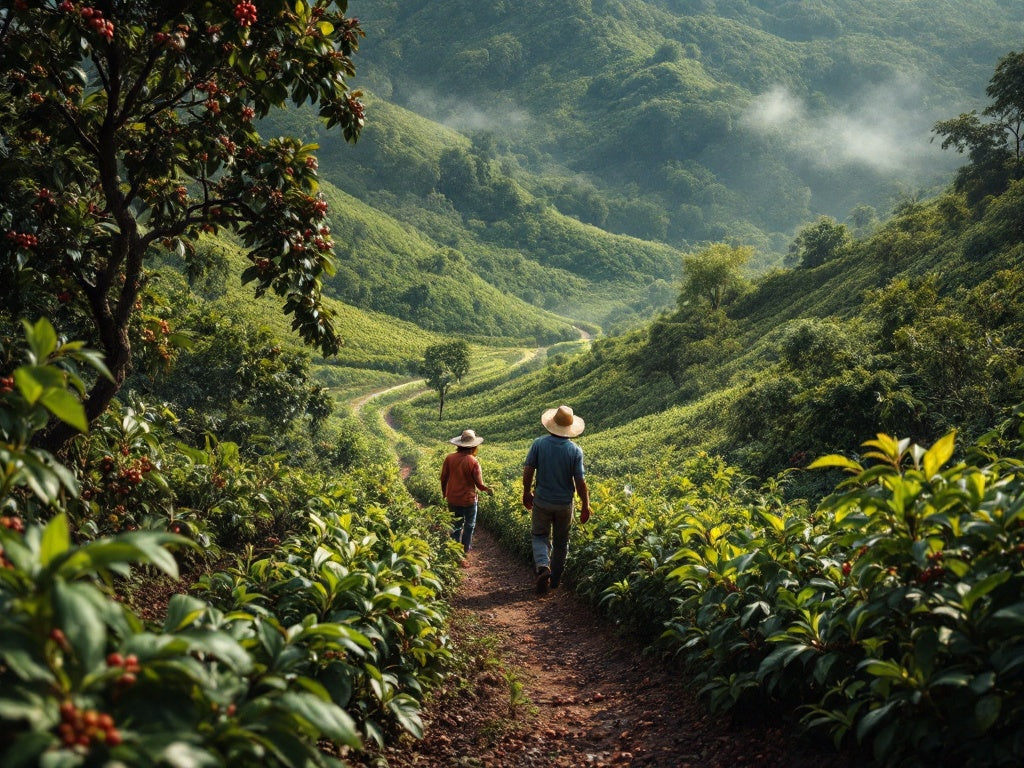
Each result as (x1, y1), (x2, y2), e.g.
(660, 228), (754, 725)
(574, 476), (591, 523)
(522, 465), (535, 511)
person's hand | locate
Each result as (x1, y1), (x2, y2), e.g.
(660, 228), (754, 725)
(579, 506), (591, 524)
(522, 491), (534, 512)
(485, 486), (494, 496)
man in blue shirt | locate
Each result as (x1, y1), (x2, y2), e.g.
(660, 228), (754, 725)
(522, 405), (592, 594)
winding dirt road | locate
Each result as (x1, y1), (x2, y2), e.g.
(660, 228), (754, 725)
(343, 324), (859, 767)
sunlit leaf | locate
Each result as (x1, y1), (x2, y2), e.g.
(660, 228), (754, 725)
(39, 514), (71, 567)
(39, 388), (88, 432)
(923, 431), (956, 479)
(808, 454), (862, 472)
(277, 691), (360, 747)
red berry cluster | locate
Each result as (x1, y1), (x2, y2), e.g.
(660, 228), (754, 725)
(80, 7), (115, 40)
(140, 319), (173, 361)
(218, 134), (237, 155)
(346, 95), (365, 124)
(1, 515), (25, 533)
(96, 454), (154, 496)
(57, 701), (122, 748)
(312, 197), (328, 218)
(6, 230), (39, 249)
(918, 565), (946, 584)
(233, 1), (258, 27)
(107, 651), (141, 686)
(0, 376), (14, 394)
(59, 3), (114, 40)
(34, 187), (56, 215)
(841, 561), (853, 576)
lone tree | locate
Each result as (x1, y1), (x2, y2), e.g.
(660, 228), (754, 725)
(0, 0), (365, 448)
(787, 216), (851, 269)
(420, 339), (469, 420)
(680, 242), (752, 311)
(933, 49), (1024, 203)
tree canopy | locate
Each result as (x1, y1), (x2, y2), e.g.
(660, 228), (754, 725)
(420, 339), (470, 420)
(933, 49), (1024, 202)
(680, 242), (752, 311)
(0, 0), (365, 443)
(788, 216), (851, 268)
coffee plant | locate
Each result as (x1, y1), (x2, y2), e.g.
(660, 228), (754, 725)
(482, 409), (1024, 767)
(1, 322), (461, 765)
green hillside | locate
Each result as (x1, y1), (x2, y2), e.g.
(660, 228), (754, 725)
(391, 168), (1024, 500)
(337, 0), (1022, 263)
(242, 0), (1024, 338)
(264, 98), (683, 332)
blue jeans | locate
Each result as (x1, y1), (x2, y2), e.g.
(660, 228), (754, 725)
(449, 502), (478, 553)
(530, 500), (572, 579)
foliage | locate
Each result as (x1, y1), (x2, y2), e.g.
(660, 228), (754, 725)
(664, 426), (1024, 767)
(477, 417), (1024, 767)
(0, 0), (365, 439)
(193, 496), (455, 750)
(136, 300), (335, 450)
(317, 181), (584, 340)
(338, 0), (1022, 270)
(788, 216), (851, 269)
(1, 318), (110, 519)
(934, 49), (1024, 203)
(1, 323), (462, 766)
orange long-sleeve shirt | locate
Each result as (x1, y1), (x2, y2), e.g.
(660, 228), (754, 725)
(440, 451), (486, 506)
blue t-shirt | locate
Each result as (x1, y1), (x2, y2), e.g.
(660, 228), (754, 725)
(524, 434), (584, 506)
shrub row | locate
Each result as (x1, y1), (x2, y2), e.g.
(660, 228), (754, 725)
(1, 320), (460, 766)
(482, 416), (1024, 767)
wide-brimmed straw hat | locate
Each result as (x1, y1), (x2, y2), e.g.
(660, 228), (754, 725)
(449, 428), (484, 447)
(541, 405), (585, 437)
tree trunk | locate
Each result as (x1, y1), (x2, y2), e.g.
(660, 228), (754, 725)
(34, 324), (130, 455)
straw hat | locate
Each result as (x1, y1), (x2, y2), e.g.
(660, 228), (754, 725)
(541, 405), (585, 437)
(449, 428), (484, 447)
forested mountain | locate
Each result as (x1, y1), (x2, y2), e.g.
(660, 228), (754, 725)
(351, 0), (1020, 248)
(261, 0), (1024, 333)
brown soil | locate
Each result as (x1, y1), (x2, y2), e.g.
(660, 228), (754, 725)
(347, 527), (864, 768)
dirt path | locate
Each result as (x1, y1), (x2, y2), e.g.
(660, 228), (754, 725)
(350, 379), (423, 415)
(348, 527), (859, 768)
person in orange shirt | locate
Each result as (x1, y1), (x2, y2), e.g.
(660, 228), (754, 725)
(440, 429), (493, 564)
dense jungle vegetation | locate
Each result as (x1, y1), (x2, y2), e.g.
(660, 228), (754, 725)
(2, 1), (1024, 767)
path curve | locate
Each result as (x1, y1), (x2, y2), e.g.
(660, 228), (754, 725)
(350, 379), (423, 415)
